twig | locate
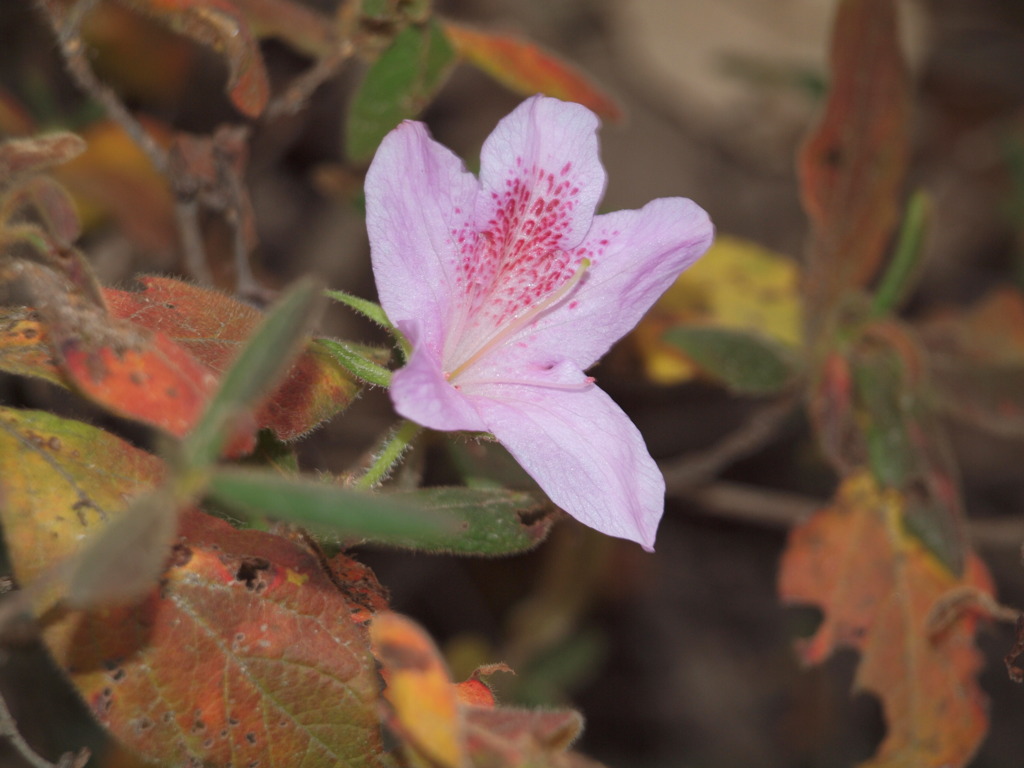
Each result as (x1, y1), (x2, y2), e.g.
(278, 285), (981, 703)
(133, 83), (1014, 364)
(661, 394), (799, 493)
(682, 479), (1024, 552)
(33, 0), (170, 176)
(0, 687), (90, 768)
(173, 198), (213, 285)
(265, 40), (355, 120)
(685, 482), (817, 529)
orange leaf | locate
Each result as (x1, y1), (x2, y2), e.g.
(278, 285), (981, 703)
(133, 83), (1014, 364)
(454, 664), (512, 709)
(442, 22), (621, 121)
(104, 276), (364, 440)
(235, 0), (338, 59)
(920, 288), (1024, 436)
(112, 0), (270, 117)
(370, 611), (465, 768)
(1, 277), (365, 442)
(57, 119), (177, 252)
(62, 328), (219, 436)
(0, 407), (388, 767)
(778, 472), (992, 768)
(799, 0), (910, 319)
(0, 307), (63, 387)
(21, 262), (222, 440)
(0, 304), (225, 442)
(81, 3), (195, 109)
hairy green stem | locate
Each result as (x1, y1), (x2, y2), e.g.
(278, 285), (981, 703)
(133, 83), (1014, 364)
(354, 420), (423, 489)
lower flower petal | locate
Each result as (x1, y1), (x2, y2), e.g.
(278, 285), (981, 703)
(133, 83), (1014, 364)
(472, 383), (664, 550)
(390, 320), (488, 433)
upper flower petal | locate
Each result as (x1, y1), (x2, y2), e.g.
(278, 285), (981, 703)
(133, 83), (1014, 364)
(521, 196), (714, 369)
(443, 97), (608, 371)
(366, 120), (481, 351)
(476, 95), (606, 255)
(471, 380), (665, 550)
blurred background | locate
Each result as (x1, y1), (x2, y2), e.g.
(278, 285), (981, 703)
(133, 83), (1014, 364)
(1, 0), (1024, 766)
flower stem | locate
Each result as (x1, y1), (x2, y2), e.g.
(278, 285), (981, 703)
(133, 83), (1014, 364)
(354, 419), (423, 489)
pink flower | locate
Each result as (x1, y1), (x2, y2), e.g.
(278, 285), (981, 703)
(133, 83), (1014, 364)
(366, 96), (713, 550)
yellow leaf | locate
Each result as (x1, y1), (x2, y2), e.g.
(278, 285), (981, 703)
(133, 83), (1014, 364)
(370, 611), (465, 768)
(632, 234), (803, 385)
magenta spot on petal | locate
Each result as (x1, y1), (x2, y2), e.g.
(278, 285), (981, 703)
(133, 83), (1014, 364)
(445, 160), (589, 372)
(569, 300), (579, 309)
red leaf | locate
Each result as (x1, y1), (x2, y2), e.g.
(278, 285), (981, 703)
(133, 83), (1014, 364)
(0, 407), (389, 768)
(442, 22), (622, 121)
(61, 327), (219, 436)
(62, 510), (386, 767)
(799, 0), (910, 318)
(104, 276), (364, 440)
(1, 276), (363, 442)
(21, 260), (223, 440)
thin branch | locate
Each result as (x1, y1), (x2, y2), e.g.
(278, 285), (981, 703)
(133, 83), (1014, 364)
(265, 40), (355, 120)
(681, 479), (1024, 552)
(173, 198), (213, 285)
(0, 687), (89, 768)
(34, 0), (170, 175)
(661, 394), (799, 493)
(685, 482), (817, 529)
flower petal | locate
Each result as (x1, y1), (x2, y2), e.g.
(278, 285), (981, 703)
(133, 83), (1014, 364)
(476, 96), (606, 254)
(472, 381), (664, 549)
(389, 320), (489, 433)
(524, 196), (714, 369)
(366, 120), (481, 351)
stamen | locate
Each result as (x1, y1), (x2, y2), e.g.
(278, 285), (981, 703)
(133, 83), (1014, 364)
(447, 257), (591, 381)
(462, 375), (596, 392)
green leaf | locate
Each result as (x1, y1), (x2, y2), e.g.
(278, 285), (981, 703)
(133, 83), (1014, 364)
(359, 0), (395, 20)
(850, 332), (967, 574)
(0, 405), (164, 614)
(870, 189), (931, 317)
(325, 289), (393, 328)
(210, 473), (552, 555)
(206, 467), (452, 542)
(64, 490), (180, 609)
(663, 326), (798, 395)
(317, 338), (393, 386)
(852, 344), (915, 488)
(182, 277), (324, 470)
(345, 20), (457, 162)
(372, 487), (554, 555)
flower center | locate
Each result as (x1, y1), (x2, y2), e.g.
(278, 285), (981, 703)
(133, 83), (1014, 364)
(445, 257), (590, 382)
